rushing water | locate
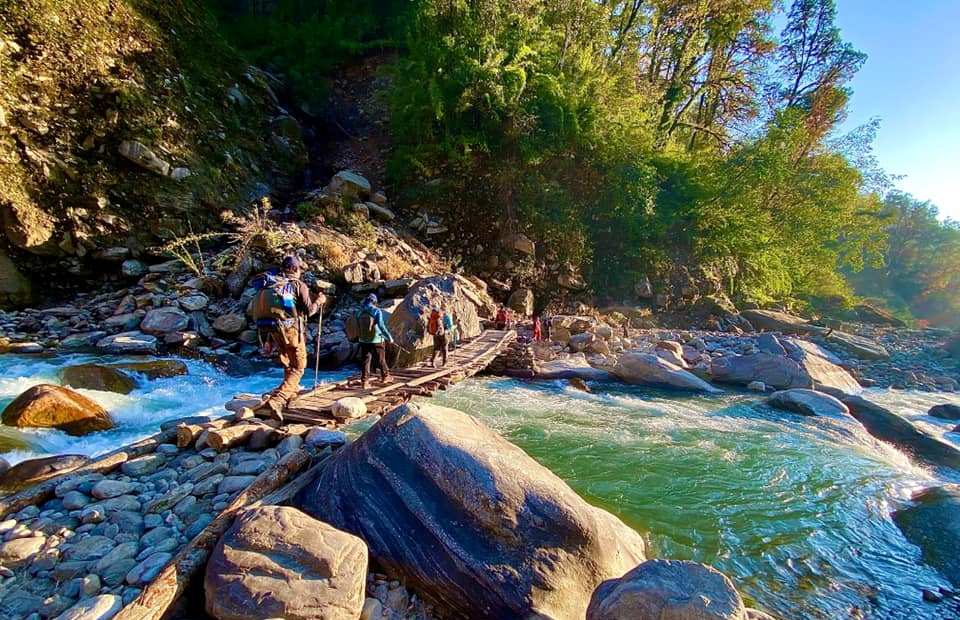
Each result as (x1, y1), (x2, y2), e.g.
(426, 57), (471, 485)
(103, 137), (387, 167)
(2, 353), (959, 619)
(433, 379), (960, 620)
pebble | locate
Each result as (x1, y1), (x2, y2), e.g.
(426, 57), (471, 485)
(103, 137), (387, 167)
(192, 474), (224, 496)
(125, 551), (172, 585)
(62, 491), (91, 511)
(101, 558), (137, 587)
(91, 479), (137, 500)
(62, 535), (115, 562)
(122, 587), (142, 605)
(40, 594), (74, 618)
(82, 574), (101, 596)
(141, 526), (174, 548)
(156, 443), (179, 455)
(56, 594), (122, 620)
(217, 475), (256, 495)
(121, 454), (165, 477)
(923, 588), (944, 603)
(144, 483), (193, 513)
(144, 514), (163, 529)
(94, 541), (139, 573)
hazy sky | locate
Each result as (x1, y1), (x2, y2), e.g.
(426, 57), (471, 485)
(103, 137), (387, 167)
(832, 0), (960, 220)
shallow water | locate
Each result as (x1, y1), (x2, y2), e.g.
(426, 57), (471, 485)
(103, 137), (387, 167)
(432, 379), (960, 620)
(2, 352), (959, 618)
(0, 353), (349, 464)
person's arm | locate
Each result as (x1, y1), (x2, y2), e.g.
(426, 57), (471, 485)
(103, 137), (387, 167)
(376, 309), (393, 342)
(298, 282), (325, 317)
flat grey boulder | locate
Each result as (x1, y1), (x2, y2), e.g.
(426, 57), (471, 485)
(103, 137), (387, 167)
(535, 354), (614, 382)
(298, 402), (645, 619)
(53, 594), (122, 620)
(613, 352), (722, 393)
(768, 389), (849, 417)
(206, 505), (367, 620)
(892, 485), (960, 587)
(710, 349), (861, 395)
(740, 309), (821, 335)
(96, 331), (158, 355)
(140, 307), (189, 335)
(843, 396), (960, 470)
(825, 331), (890, 360)
(587, 559), (747, 620)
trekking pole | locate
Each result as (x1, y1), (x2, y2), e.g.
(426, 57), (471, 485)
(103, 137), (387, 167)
(313, 304), (324, 389)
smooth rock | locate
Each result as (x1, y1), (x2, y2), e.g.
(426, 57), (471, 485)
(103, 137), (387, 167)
(535, 354), (614, 382)
(0, 536), (45, 567)
(120, 454), (164, 477)
(213, 313), (246, 336)
(768, 389), (849, 417)
(109, 360), (188, 380)
(893, 485), (960, 587)
(825, 330), (890, 360)
(54, 594), (122, 620)
(218, 475), (256, 495)
(140, 307), (189, 335)
(1, 384), (113, 435)
(205, 506), (367, 620)
(125, 552), (171, 585)
(929, 404), (960, 421)
(59, 365), (136, 394)
(298, 402), (645, 619)
(63, 535), (114, 562)
(710, 348), (861, 394)
(96, 332), (157, 355)
(331, 397), (367, 420)
(91, 480), (136, 500)
(613, 352), (722, 393)
(740, 309), (820, 335)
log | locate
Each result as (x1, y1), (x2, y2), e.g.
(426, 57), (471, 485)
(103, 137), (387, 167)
(206, 423), (260, 452)
(247, 426), (278, 451)
(176, 420), (228, 448)
(112, 447), (314, 620)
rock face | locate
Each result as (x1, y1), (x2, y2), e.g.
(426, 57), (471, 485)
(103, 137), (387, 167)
(842, 396), (960, 470)
(507, 288), (534, 317)
(768, 389), (849, 417)
(0, 248), (32, 308)
(206, 506), (367, 620)
(587, 560), (747, 620)
(298, 402), (646, 619)
(387, 274), (494, 363)
(740, 309), (820, 335)
(59, 364), (137, 394)
(892, 485), (960, 587)
(613, 352), (722, 393)
(1, 384), (113, 435)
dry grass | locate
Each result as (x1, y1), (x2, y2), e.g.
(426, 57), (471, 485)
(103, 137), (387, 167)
(378, 253), (415, 280)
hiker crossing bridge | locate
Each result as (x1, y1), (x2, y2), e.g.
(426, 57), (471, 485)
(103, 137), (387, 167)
(284, 328), (517, 424)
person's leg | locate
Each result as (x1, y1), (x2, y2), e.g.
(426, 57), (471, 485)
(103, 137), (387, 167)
(440, 334), (448, 366)
(360, 343), (372, 387)
(431, 336), (439, 367)
(376, 344), (390, 381)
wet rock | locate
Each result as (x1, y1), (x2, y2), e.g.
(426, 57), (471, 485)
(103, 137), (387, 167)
(586, 559), (746, 620)
(843, 396), (960, 470)
(893, 485), (960, 587)
(205, 506), (367, 620)
(613, 352), (722, 393)
(747, 381), (767, 392)
(121, 259), (147, 278)
(768, 389), (849, 417)
(299, 402), (645, 619)
(96, 331), (157, 355)
(55, 593), (122, 620)
(535, 354), (614, 382)
(1, 384), (113, 435)
(568, 377), (591, 393)
(59, 365), (137, 394)
(141, 307), (189, 335)
(929, 404), (960, 420)
(60, 331), (108, 350)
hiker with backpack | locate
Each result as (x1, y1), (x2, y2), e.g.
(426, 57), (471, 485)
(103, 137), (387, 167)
(428, 304), (448, 367)
(442, 307), (456, 350)
(251, 256), (326, 420)
(356, 293), (394, 389)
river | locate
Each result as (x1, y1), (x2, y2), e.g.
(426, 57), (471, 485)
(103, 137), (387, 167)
(1, 354), (958, 619)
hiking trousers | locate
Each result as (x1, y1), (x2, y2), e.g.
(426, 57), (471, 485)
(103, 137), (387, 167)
(360, 342), (388, 383)
(269, 323), (307, 407)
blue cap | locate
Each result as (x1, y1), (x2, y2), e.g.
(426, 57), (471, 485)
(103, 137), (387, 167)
(365, 293), (378, 305)
(282, 256), (300, 271)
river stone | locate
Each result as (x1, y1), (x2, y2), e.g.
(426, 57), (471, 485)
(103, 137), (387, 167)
(205, 506), (367, 620)
(140, 307), (189, 335)
(387, 274), (494, 365)
(145, 483), (193, 513)
(304, 428), (347, 449)
(62, 490), (91, 510)
(710, 349), (861, 395)
(91, 480), (136, 500)
(59, 365), (137, 394)
(825, 331), (890, 360)
(756, 333), (786, 356)
(892, 485), (960, 587)
(586, 559), (746, 620)
(768, 389), (849, 417)
(218, 475), (256, 495)
(0, 454), (90, 491)
(60, 331), (108, 350)
(94, 541), (139, 574)
(535, 354), (615, 382)
(55, 593), (122, 620)
(184, 461), (228, 483)
(109, 360), (189, 380)
(97, 331), (158, 355)
(0, 536), (45, 566)
(613, 352), (722, 393)
(331, 397), (367, 420)
(121, 454), (164, 477)
(929, 404), (960, 420)
(213, 313), (246, 336)
(299, 402), (646, 619)
(0, 591), (45, 617)
(126, 551), (172, 585)
(178, 292), (209, 312)
(740, 309), (819, 335)
(1, 384), (113, 435)
(103, 312), (143, 332)
(842, 396), (960, 470)
(64, 535), (115, 562)
(141, 526), (174, 548)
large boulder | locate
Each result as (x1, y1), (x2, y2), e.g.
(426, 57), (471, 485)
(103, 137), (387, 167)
(1, 384), (113, 435)
(387, 274), (495, 364)
(108, 360), (188, 379)
(140, 307), (189, 335)
(0, 454), (89, 489)
(96, 331), (158, 355)
(854, 303), (905, 327)
(892, 485), (960, 587)
(768, 389), (849, 417)
(824, 331), (890, 360)
(328, 170), (372, 199)
(613, 352), (722, 394)
(929, 404), (960, 420)
(842, 396), (960, 470)
(298, 402), (646, 619)
(0, 248), (32, 308)
(710, 347), (861, 395)
(535, 355), (615, 382)
(205, 505), (367, 620)
(587, 559), (747, 620)
(507, 288), (534, 317)
(59, 364), (137, 394)
(740, 309), (821, 335)
(343, 260), (380, 285)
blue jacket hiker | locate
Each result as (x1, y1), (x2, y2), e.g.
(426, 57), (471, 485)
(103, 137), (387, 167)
(357, 294), (393, 388)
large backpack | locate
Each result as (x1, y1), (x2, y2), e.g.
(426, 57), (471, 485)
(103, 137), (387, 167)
(427, 312), (445, 337)
(357, 309), (378, 342)
(250, 271), (297, 326)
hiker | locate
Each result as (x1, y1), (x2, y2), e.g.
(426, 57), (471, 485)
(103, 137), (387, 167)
(532, 315), (543, 342)
(495, 306), (508, 330)
(356, 293), (394, 389)
(443, 307), (457, 350)
(428, 305), (448, 367)
(252, 256), (326, 420)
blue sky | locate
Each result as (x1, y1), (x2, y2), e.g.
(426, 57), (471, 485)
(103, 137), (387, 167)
(832, 0), (960, 220)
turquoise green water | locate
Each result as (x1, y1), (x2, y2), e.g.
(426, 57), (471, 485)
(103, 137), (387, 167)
(432, 378), (960, 620)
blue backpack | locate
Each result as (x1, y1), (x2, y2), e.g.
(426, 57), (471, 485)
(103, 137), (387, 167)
(251, 270), (296, 326)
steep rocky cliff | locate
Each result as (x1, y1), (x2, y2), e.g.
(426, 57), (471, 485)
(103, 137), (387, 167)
(0, 0), (306, 306)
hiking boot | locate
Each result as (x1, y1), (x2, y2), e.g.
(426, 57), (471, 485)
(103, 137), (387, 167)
(381, 374), (393, 384)
(361, 380), (370, 390)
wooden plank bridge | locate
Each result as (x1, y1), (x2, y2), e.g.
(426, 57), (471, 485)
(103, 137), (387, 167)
(283, 328), (517, 424)
(0, 329), (517, 620)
